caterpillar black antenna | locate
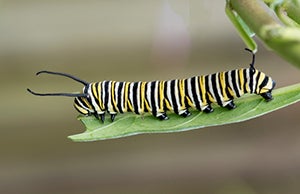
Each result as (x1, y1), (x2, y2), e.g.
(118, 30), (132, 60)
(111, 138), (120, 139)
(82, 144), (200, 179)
(244, 48), (256, 70)
(27, 70), (89, 97)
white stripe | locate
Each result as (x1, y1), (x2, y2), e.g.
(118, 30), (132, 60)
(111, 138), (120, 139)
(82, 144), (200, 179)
(75, 98), (88, 111)
(207, 74), (216, 102)
(107, 81), (114, 113)
(195, 76), (204, 109)
(101, 81), (106, 109)
(137, 82), (141, 113)
(146, 82), (152, 110)
(166, 80), (173, 110)
(186, 78), (195, 107)
(252, 70), (258, 93)
(120, 82), (126, 111)
(88, 84), (101, 113)
(129, 82), (134, 110)
(114, 82), (120, 112)
(215, 73), (224, 104)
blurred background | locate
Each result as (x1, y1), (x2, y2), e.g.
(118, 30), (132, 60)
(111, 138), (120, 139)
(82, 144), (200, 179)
(1, 0), (300, 193)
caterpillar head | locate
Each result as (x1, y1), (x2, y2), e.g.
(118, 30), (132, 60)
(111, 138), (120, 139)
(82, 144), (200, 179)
(245, 48), (276, 101)
(256, 73), (276, 101)
(73, 85), (95, 116)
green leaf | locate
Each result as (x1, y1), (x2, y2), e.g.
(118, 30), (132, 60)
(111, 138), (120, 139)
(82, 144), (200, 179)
(69, 83), (300, 142)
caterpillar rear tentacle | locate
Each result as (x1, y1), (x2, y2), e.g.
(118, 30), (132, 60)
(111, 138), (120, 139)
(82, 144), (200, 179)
(27, 49), (276, 122)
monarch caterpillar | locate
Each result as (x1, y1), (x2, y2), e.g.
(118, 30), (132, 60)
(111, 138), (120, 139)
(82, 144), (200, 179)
(27, 49), (275, 122)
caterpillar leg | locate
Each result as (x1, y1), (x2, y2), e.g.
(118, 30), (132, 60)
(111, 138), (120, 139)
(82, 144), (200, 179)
(110, 114), (117, 122)
(99, 113), (105, 123)
(224, 100), (236, 110)
(179, 109), (191, 117)
(157, 113), (169, 120)
(94, 113), (100, 120)
(94, 113), (105, 123)
(203, 105), (214, 113)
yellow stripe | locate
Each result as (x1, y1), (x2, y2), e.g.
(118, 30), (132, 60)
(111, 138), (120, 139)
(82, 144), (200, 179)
(92, 83), (98, 99)
(110, 81), (118, 112)
(239, 69), (245, 94)
(159, 81), (165, 112)
(144, 83), (152, 112)
(82, 98), (93, 109)
(253, 70), (259, 93)
(199, 76), (207, 105)
(123, 82), (130, 111)
(164, 81), (173, 111)
(207, 92), (215, 102)
(257, 73), (265, 93)
(144, 99), (151, 112)
(74, 103), (89, 114)
(97, 82), (104, 110)
(245, 69), (251, 93)
(127, 101), (134, 112)
(227, 87), (235, 97)
(127, 82), (135, 112)
(219, 72), (229, 101)
(186, 95), (193, 107)
(179, 79), (185, 109)
(140, 82), (146, 113)
(165, 98), (172, 110)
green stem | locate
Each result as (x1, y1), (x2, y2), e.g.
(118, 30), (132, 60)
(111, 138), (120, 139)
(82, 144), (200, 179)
(230, 0), (282, 37)
(229, 0), (300, 68)
(284, 0), (300, 24)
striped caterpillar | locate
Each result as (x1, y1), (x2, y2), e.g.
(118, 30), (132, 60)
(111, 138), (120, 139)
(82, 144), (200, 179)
(28, 49), (275, 122)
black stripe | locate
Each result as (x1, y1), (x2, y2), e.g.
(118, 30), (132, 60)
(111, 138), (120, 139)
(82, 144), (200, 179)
(132, 82), (140, 114)
(218, 73), (226, 100)
(224, 71), (234, 99)
(111, 82), (118, 113)
(249, 69), (254, 93)
(211, 74), (222, 106)
(103, 81), (110, 110)
(139, 82), (146, 113)
(256, 71), (262, 92)
(198, 76), (205, 107)
(92, 82), (102, 109)
(163, 81), (169, 111)
(100, 82), (104, 110)
(170, 80), (179, 114)
(259, 76), (269, 90)
(74, 97), (81, 108)
(243, 69), (248, 93)
(204, 75), (212, 104)
(127, 83), (134, 113)
(191, 77), (201, 110)
(85, 84), (97, 113)
(74, 98), (86, 114)
(91, 83), (97, 99)
(231, 70), (240, 97)
(150, 81), (157, 116)
(237, 70), (243, 95)
(77, 97), (90, 110)
(117, 82), (124, 113)
(143, 82), (150, 112)
(178, 79), (185, 107)
(157, 81), (163, 112)
(184, 79), (190, 108)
